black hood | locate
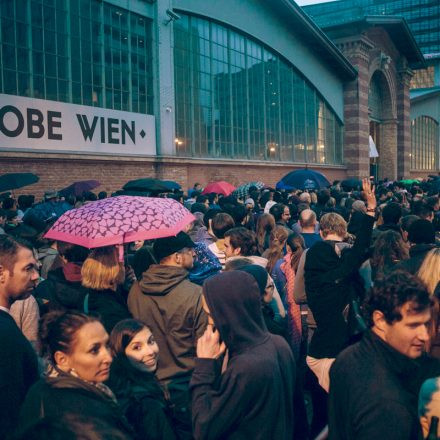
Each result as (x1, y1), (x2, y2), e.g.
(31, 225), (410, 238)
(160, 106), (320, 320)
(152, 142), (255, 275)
(203, 271), (268, 355)
(45, 268), (86, 310)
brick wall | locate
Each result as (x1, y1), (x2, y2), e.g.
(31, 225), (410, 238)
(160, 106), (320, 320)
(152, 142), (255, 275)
(0, 152), (347, 199)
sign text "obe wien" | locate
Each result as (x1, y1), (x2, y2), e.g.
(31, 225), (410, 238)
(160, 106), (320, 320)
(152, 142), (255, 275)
(0, 105), (137, 144)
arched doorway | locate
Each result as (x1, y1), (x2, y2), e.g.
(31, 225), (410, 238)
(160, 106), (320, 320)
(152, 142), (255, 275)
(368, 70), (395, 180)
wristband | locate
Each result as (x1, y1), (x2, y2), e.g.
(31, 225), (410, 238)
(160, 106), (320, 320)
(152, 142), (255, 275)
(366, 207), (376, 212)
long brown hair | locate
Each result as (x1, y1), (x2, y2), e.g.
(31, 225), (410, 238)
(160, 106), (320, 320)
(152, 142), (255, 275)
(266, 226), (289, 274)
(286, 233), (305, 272)
(256, 213), (275, 255)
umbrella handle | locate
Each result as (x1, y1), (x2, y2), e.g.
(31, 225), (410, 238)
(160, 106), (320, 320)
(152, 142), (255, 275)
(118, 244), (124, 263)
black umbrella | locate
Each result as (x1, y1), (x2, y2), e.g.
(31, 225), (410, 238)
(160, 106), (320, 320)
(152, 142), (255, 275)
(0, 173), (39, 192)
(59, 180), (101, 197)
(123, 178), (171, 193)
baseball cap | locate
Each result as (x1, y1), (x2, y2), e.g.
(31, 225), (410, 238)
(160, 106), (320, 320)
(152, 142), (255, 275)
(153, 231), (195, 262)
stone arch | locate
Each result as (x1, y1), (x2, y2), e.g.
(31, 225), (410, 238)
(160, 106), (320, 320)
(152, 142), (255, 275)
(368, 59), (397, 120)
(368, 68), (398, 179)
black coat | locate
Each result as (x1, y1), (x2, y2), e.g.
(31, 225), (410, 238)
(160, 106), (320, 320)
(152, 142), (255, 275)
(304, 214), (374, 358)
(86, 287), (131, 334)
(19, 374), (133, 438)
(190, 271), (295, 440)
(107, 357), (176, 440)
(33, 266), (86, 314)
(0, 311), (39, 439)
(395, 243), (437, 275)
(329, 331), (440, 440)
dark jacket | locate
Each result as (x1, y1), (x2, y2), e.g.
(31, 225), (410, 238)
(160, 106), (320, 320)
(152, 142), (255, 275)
(329, 331), (440, 440)
(19, 373), (133, 437)
(0, 311), (39, 439)
(395, 243), (437, 275)
(304, 214), (374, 358)
(33, 265), (86, 314)
(107, 356), (176, 440)
(127, 265), (207, 384)
(190, 271), (295, 440)
(371, 223), (402, 242)
(86, 287), (131, 334)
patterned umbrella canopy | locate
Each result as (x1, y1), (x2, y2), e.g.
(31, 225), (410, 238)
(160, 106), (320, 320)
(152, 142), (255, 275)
(201, 181), (236, 196)
(44, 196), (195, 248)
(233, 181), (265, 199)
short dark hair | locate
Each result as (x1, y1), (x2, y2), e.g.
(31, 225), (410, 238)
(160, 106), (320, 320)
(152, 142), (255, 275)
(400, 214), (420, 233)
(317, 189), (331, 205)
(57, 241), (89, 263)
(412, 201), (433, 220)
(204, 209), (221, 229)
(98, 191), (107, 200)
(0, 235), (31, 272)
(382, 202), (402, 225)
(269, 203), (287, 222)
(224, 227), (257, 256)
(211, 213), (235, 239)
(364, 270), (431, 327)
(2, 198), (15, 210)
(196, 195), (208, 204)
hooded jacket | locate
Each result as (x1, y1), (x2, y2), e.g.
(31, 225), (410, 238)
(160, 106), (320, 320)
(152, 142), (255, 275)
(127, 265), (207, 384)
(395, 243), (437, 275)
(33, 265), (87, 314)
(190, 271), (295, 440)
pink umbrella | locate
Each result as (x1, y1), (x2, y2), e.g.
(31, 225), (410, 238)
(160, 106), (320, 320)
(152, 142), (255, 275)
(202, 181), (236, 196)
(44, 196), (195, 248)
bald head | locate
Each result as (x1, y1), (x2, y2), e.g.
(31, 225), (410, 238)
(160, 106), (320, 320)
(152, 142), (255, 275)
(299, 209), (316, 231)
(299, 192), (311, 205)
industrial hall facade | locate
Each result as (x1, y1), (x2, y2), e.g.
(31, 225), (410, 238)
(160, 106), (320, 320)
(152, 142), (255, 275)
(0, 0), (437, 194)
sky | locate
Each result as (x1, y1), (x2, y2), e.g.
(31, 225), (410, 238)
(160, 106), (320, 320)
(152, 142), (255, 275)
(295, 0), (336, 5)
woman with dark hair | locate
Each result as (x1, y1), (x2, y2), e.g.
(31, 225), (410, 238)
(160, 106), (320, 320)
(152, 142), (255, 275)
(108, 319), (176, 440)
(271, 233), (306, 359)
(370, 230), (409, 282)
(255, 213), (275, 255)
(19, 311), (133, 437)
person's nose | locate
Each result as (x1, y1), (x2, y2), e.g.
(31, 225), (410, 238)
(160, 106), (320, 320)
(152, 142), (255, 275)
(31, 268), (39, 282)
(145, 345), (157, 357)
(102, 346), (113, 364)
(418, 324), (430, 342)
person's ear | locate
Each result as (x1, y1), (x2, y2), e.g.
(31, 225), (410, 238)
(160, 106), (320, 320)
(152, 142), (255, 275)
(54, 350), (71, 371)
(0, 265), (8, 284)
(233, 247), (242, 256)
(372, 310), (387, 334)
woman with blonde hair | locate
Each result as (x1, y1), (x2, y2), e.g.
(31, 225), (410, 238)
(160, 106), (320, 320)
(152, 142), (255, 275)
(417, 248), (440, 358)
(81, 246), (131, 333)
(256, 213), (276, 255)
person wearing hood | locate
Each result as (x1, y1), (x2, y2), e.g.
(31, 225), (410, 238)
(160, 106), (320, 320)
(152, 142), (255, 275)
(128, 231), (207, 437)
(34, 242), (89, 315)
(190, 270), (295, 440)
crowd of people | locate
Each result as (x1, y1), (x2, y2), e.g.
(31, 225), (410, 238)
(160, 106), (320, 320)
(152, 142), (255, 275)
(1, 175), (440, 439)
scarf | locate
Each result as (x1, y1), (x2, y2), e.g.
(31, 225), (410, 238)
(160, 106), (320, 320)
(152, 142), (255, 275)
(281, 253), (302, 359)
(62, 262), (83, 282)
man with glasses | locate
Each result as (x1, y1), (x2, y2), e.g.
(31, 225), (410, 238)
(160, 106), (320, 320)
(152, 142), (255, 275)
(128, 231), (207, 437)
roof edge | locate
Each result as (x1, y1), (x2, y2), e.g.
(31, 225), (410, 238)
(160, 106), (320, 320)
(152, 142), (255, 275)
(280, 0), (357, 80)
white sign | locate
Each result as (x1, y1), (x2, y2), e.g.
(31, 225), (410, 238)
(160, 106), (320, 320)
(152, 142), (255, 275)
(0, 94), (156, 155)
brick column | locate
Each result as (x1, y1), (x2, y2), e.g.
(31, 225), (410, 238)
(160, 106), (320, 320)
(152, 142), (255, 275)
(396, 63), (413, 179)
(337, 37), (374, 178)
(379, 120), (398, 180)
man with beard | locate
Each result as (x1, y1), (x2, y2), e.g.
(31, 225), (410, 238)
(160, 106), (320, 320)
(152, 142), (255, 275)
(0, 235), (39, 438)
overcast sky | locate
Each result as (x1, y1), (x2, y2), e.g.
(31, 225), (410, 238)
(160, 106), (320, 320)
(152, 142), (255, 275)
(295, 0), (335, 5)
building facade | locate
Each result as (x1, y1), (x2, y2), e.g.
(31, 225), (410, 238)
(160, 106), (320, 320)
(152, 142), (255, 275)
(305, 0), (440, 179)
(0, 0), (356, 196)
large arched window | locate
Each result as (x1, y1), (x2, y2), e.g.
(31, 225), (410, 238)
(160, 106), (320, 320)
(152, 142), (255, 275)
(411, 116), (439, 170)
(173, 14), (343, 164)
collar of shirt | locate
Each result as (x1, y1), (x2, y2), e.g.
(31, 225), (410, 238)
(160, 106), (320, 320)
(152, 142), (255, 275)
(0, 306), (10, 314)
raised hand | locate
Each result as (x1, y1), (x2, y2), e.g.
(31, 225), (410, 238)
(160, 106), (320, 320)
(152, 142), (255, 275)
(196, 325), (226, 359)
